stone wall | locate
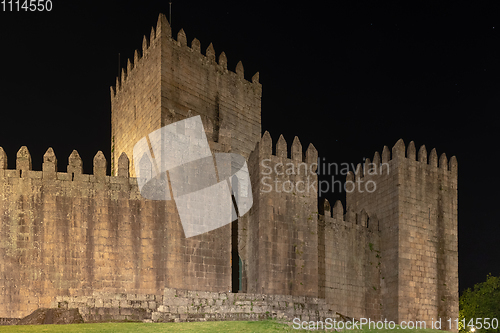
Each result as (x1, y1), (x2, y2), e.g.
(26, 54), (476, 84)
(111, 14), (262, 176)
(318, 199), (382, 321)
(0, 12), (460, 324)
(245, 132), (319, 297)
(346, 139), (458, 325)
(0, 147), (231, 319)
(51, 288), (336, 323)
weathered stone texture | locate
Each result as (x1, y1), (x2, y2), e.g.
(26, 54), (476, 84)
(17, 308), (84, 325)
(318, 200), (382, 321)
(245, 133), (318, 297)
(50, 288), (336, 323)
(346, 139), (458, 326)
(0, 149), (230, 319)
(0, 13), (458, 326)
(111, 14), (262, 176)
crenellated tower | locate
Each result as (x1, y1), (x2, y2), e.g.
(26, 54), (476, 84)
(111, 14), (262, 176)
(346, 139), (458, 325)
(244, 132), (319, 297)
(0, 12), (459, 324)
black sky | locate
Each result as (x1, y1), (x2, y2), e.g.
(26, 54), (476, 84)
(0, 0), (499, 294)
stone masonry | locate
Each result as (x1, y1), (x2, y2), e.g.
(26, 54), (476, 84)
(52, 287), (336, 323)
(0, 13), (458, 326)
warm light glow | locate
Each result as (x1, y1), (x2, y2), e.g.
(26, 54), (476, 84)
(471, 328), (476, 332)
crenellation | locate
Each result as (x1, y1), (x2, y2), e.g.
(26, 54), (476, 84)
(345, 138), (458, 325)
(449, 156), (458, 175)
(218, 51), (227, 70)
(305, 143), (317, 168)
(381, 145), (390, 164)
(0, 148), (160, 189)
(0, 14), (457, 326)
(364, 158), (371, 176)
(392, 138), (405, 159)
(407, 141), (416, 160)
(235, 60), (244, 79)
(252, 72), (259, 83)
(439, 152), (448, 170)
(177, 28), (187, 47)
(418, 144), (427, 163)
(206, 43), (215, 62)
(142, 35), (148, 56)
(120, 68), (126, 87)
(333, 200), (344, 220)
(0, 147), (7, 170)
(259, 131), (272, 156)
(68, 150), (83, 176)
(372, 151), (380, 173)
(149, 26), (156, 46)
(42, 147), (57, 180)
(117, 152), (129, 178)
(93, 151), (107, 181)
(291, 136), (302, 162)
(319, 198), (331, 217)
(126, 59), (132, 76)
(134, 49), (140, 65)
(191, 38), (201, 52)
(276, 134), (287, 158)
(429, 148), (438, 167)
(16, 146), (32, 173)
(256, 132), (318, 170)
(156, 13), (171, 39)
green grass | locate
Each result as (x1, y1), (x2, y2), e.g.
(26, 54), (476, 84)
(0, 320), (446, 333)
(0, 320), (283, 333)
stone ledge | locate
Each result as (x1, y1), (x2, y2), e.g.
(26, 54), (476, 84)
(50, 289), (338, 323)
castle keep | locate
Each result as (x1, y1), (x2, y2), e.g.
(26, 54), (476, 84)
(0, 14), (458, 325)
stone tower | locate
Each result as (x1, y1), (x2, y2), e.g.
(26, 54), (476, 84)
(111, 14), (262, 176)
(0, 13), (459, 323)
(346, 139), (458, 324)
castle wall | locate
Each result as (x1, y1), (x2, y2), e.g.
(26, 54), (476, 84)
(1, 13), (460, 325)
(346, 139), (458, 325)
(0, 147), (231, 319)
(50, 288), (337, 323)
(159, 26), (262, 160)
(111, 15), (262, 176)
(318, 200), (382, 320)
(245, 132), (319, 297)
(110, 27), (163, 177)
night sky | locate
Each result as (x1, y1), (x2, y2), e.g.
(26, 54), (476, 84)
(1, 1), (499, 295)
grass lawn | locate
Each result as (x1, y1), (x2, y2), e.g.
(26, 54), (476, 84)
(0, 320), (445, 332)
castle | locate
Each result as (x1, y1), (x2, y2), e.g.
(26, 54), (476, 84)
(0, 14), (458, 325)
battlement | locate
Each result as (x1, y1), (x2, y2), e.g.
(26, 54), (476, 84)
(110, 13), (260, 99)
(348, 139), (457, 182)
(319, 198), (380, 232)
(344, 138), (458, 323)
(110, 13), (262, 175)
(0, 146), (141, 192)
(255, 131), (318, 166)
(0, 10), (459, 324)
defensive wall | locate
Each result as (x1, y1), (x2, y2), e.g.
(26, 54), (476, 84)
(0, 137), (458, 325)
(345, 139), (458, 324)
(0, 147), (231, 319)
(0, 12), (458, 327)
